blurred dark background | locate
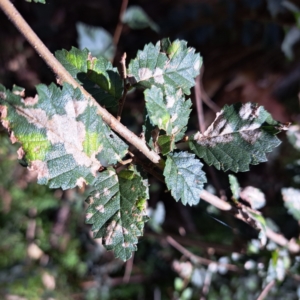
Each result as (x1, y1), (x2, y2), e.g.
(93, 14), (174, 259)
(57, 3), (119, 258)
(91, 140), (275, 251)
(1, 0), (300, 299)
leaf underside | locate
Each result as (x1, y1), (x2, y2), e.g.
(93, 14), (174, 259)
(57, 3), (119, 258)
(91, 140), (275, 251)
(189, 103), (282, 172)
(163, 151), (206, 206)
(86, 166), (149, 261)
(0, 83), (128, 190)
(55, 47), (123, 108)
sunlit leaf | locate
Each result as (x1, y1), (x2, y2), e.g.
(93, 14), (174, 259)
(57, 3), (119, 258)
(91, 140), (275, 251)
(128, 39), (201, 95)
(86, 166), (149, 261)
(56, 47), (123, 108)
(189, 103), (282, 172)
(163, 151), (206, 205)
(0, 83), (127, 189)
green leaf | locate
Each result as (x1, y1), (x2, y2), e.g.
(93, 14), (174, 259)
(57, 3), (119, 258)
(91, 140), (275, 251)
(282, 188), (300, 221)
(163, 152), (206, 206)
(0, 83), (128, 190)
(122, 6), (159, 32)
(76, 22), (115, 61)
(189, 103), (282, 172)
(86, 166), (149, 261)
(128, 40), (202, 95)
(144, 86), (192, 153)
(55, 47), (123, 108)
(228, 174), (240, 200)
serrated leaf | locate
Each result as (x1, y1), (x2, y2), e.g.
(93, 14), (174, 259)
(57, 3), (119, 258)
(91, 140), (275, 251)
(0, 83), (128, 190)
(189, 103), (282, 172)
(228, 174), (240, 200)
(55, 47), (123, 108)
(282, 188), (300, 221)
(163, 152), (206, 206)
(287, 124), (300, 151)
(122, 6), (159, 32)
(86, 166), (149, 261)
(128, 40), (202, 95)
(144, 86), (192, 153)
(76, 22), (115, 61)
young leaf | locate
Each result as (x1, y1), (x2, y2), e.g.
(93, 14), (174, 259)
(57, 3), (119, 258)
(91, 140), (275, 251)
(228, 174), (240, 200)
(282, 188), (300, 221)
(55, 47), (123, 108)
(127, 40), (202, 95)
(144, 86), (192, 154)
(189, 103), (282, 172)
(76, 22), (115, 61)
(86, 166), (149, 261)
(163, 152), (206, 206)
(122, 6), (159, 32)
(0, 83), (128, 189)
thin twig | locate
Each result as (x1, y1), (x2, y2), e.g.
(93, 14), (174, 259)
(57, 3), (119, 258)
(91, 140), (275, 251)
(0, 0), (163, 168)
(166, 236), (240, 272)
(123, 252), (134, 283)
(113, 0), (129, 47)
(194, 74), (206, 133)
(256, 280), (276, 300)
(117, 52), (128, 121)
(200, 190), (300, 253)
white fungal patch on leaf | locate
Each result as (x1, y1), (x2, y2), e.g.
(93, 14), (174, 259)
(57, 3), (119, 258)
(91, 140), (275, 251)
(103, 187), (110, 196)
(16, 108), (48, 129)
(23, 95), (39, 106)
(153, 68), (164, 84)
(0, 105), (8, 119)
(166, 95), (175, 108)
(138, 68), (152, 81)
(240, 127), (262, 144)
(96, 205), (105, 213)
(76, 177), (87, 187)
(171, 113), (178, 122)
(17, 147), (25, 159)
(86, 213), (93, 220)
(28, 160), (49, 181)
(238, 103), (262, 120)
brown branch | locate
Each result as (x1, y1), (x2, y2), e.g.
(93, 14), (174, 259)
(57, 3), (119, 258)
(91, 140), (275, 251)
(256, 280), (276, 300)
(113, 0), (129, 47)
(117, 52), (128, 121)
(123, 252), (134, 283)
(194, 74), (206, 133)
(0, 0), (163, 168)
(166, 236), (240, 272)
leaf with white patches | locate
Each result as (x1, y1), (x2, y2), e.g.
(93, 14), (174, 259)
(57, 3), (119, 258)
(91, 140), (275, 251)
(144, 86), (192, 154)
(189, 103), (282, 172)
(55, 47), (123, 108)
(282, 188), (300, 221)
(86, 166), (149, 261)
(163, 151), (206, 206)
(0, 83), (128, 189)
(128, 39), (202, 95)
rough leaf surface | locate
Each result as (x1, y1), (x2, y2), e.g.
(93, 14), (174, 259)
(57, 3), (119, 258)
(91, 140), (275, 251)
(282, 188), (300, 221)
(0, 83), (128, 189)
(163, 152), (206, 206)
(189, 103), (282, 172)
(55, 47), (123, 108)
(128, 40), (201, 95)
(86, 166), (149, 261)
